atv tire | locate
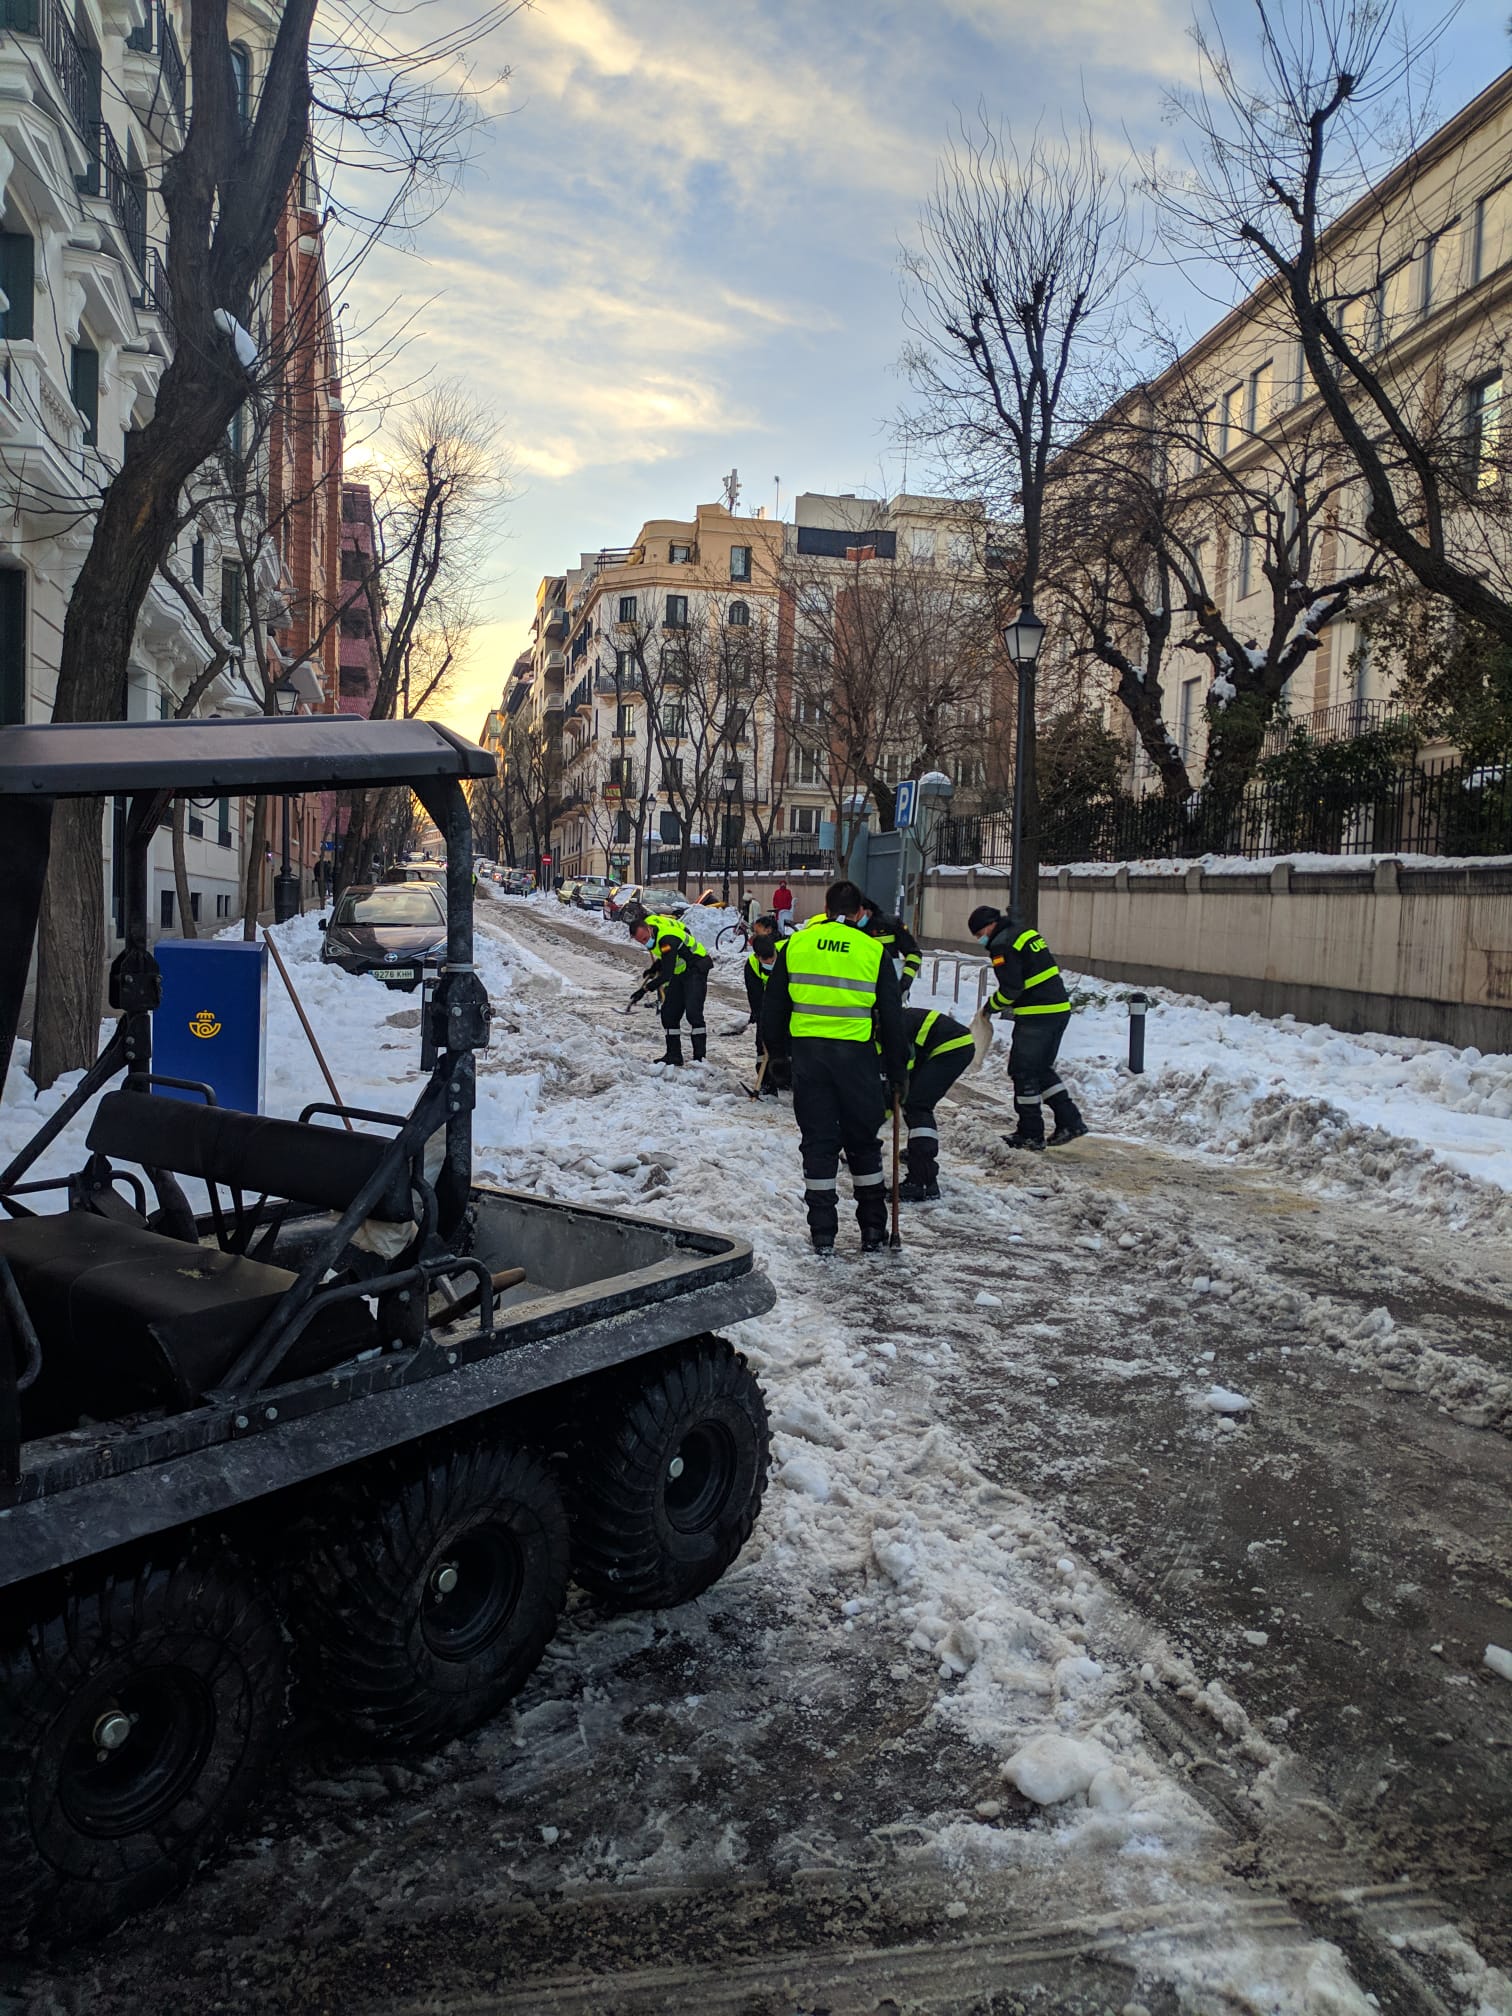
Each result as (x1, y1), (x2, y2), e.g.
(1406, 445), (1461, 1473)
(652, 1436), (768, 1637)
(0, 1548), (285, 1948)
(568, 1337), (770, 1610)
(287, 1436), (570, 1750)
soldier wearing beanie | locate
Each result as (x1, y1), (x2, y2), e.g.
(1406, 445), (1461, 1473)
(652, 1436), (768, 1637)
(967, 904), (1087, 1151)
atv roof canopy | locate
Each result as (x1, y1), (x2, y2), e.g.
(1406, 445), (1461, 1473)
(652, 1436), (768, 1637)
(0, 714), (496, 1120)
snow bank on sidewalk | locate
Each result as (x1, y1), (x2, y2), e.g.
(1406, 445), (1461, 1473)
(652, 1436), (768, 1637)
(909, 965), (1512, 1205)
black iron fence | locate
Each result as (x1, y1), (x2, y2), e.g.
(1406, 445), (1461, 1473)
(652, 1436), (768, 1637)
(643, 834), (835, 883)
(934, 747), (1512, 869)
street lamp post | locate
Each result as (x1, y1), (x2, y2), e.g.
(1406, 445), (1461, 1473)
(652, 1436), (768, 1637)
(1002, 606), (1046, 920)
(271, 677), (302, 923)
(720, 758), (741, 907)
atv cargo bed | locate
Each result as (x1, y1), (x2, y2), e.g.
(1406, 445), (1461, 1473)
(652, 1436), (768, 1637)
(1, 1186), (774, 1588)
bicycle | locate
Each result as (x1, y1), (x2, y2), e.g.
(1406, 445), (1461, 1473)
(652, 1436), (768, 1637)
(714, 917), (752, 955)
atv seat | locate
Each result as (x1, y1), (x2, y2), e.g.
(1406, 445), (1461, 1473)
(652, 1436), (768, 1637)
(0, 1211), (376, 1440)
(86, 1090), (414, 1221)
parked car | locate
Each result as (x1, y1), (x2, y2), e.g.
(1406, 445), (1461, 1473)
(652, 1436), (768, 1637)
(319, 881), (447, 991)
(555, 878), (583, 907)
(502, 868), (534, 893)
(574, 876), (618, 910)
(605, 882), (687, 921)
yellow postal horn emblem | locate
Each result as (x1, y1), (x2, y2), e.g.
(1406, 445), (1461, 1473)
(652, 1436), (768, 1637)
(189, 1008), (221, 1039)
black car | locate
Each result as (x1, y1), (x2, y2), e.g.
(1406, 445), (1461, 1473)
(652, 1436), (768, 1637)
(320, 881), (447, 990)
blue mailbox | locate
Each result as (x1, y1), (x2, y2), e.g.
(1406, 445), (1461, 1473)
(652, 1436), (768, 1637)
(152, 939), (268, 1113)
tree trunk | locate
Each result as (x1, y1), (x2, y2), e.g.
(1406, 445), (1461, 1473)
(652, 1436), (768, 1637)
(241, 796), (267, 938)
(171, 797), (197, 937)
(29, 802), (108, 1089)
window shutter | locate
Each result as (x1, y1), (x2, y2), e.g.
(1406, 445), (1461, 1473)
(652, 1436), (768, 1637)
(0, 231), (34, 341)
(0, 570), (25, 724)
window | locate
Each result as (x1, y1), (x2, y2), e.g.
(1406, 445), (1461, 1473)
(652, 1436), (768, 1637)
(1370, 273), (1389, 350)
(188, 804), (203, 837)
(955, 757), (986, 790)
(659, 809), (681, 843)
(909, 527), (935, 565)
(217, 796), (231, 846)
(189, 891), (201, 923)
(614, 648), (636, 680)
(659, 706), (686, 739)
(229, 43), (251, 128)
(159, 889), (174, 929)
(0, 231), (34, 341)
(729, 545), (751, 581)
(340, 549), (364, 581)
(70, 344), (99, 447)
(339, 668), (369, 697)
(1246, 361), (1272, 433)
(1193, 406), (1213, 472)
(615, 811), (632, 843)
(947, 533), (975, 570)
(1218, 383), (1242, 454)
(664, 594), (688, 629)
(220, 561), (244, 643)
(790, 745), (825, 785)
(727, 600), (750, 626)
(1418, 235), (1436, 320)
(722, 812), (743, 849)
(215, 893), (231, 918)
(1467, 373), (1502, 489)
(660, 759), (683, 792)
(668, 543), (691, 564)
(1178, 677), (1203, 763)
(790, 805), (819, 836)
(298, 153), (317, 210)
(340, 610), (369, 638)
(615, 703), (633, 737)
(608, 756), (634, 789)
(795, 695), (824, 728)
(0, 569), (23, 724)
(617, 594), (637, 623)
(190, 534), (205, 592)
(727, 708), (748, 742)
(1237, 529), (1254, 599)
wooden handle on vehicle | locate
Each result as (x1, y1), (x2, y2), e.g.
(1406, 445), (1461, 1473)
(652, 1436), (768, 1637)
(433, 1265), (528, 1328)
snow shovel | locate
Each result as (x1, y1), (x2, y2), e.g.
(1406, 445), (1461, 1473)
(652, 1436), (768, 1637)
(743, 1050), (771, 1101)
(889, 1099), (903, 1251)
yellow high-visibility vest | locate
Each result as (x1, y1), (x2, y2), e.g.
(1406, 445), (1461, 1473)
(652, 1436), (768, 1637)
(786, 920), (883, 1042)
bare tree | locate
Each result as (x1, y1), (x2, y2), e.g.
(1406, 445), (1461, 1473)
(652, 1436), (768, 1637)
(1157, 0), (1512, 653)
(902, 114), (1136, 918)
(31, 6), (517, 1087)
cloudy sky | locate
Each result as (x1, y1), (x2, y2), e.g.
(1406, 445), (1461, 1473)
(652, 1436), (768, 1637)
(339, 0), (1508, 738)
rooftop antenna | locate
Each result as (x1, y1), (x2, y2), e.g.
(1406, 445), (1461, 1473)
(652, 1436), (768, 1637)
(721, 467), (740, 512)
(774, 476), (781, 521)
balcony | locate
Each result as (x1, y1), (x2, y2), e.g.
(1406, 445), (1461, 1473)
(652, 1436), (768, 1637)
(81, 122), (146, 271)
(135, 244), (169, 324)
(543, 691), (565, 714)
(1, 0), (95, 136)
(1261, 697), (1411, 757)
(569, 677), (591, 717)
(602, 775), (636, 803)
(124, 2), (186, 128)
(544, 605), (567, 640)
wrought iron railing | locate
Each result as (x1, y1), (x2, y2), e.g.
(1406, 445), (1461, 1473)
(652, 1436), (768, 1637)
(1260, 697), (1409, 756)
(126, 3), (186, 124)
(85, 122), (146, 271)
(3, 0), (95, 134)
(644, 835), (835, 880)
(136, 245), (170, 320)
(932, 745), (1512, 867)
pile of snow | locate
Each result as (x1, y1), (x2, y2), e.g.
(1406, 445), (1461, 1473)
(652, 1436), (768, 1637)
(1048, 850), (1512, 877)
(911, 966), (1512, 1205)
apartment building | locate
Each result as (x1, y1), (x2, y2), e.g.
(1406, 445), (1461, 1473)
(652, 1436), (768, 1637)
(781, 491), (1006, 834)
(1066, 65), (1512, 788)
(549, 500), (784, 880)
(0, 0), (327, 935)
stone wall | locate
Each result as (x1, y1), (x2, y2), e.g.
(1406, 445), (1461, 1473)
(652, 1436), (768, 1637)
(918, 862), (1512, 1051)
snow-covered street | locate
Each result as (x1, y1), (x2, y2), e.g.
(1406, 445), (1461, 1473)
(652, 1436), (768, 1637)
(9, 891), (1512, 2016)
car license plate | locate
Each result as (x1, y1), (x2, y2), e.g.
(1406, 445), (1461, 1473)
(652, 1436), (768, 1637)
(373, 967), (416, 984)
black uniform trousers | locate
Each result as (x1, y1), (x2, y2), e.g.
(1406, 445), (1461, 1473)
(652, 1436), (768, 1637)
(790, 1037), (887, 1240)
(1007, 1015), (1082, 1142)
(903, 1046), (974, 1184)
(660, 959), (710, 1062)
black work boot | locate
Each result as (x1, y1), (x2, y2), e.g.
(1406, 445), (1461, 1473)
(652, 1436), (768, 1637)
(855, 1183), (888, 1253)
(691, 1031), (707, 1062)
(898, 1173), (940, 1201)
(1046, 1089), (1086, 1145)
(806, 1185), (838, 1256)
(661, 1033), (684, 1066)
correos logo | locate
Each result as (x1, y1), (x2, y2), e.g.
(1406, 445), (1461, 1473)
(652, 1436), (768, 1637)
(189, 1008), (221, 1039)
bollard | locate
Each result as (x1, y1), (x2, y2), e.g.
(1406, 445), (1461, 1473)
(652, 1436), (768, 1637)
(932, 956), (941, 995)
(1127, 992), (1147, 1074)
(977, 964), (992, 1009)
(953, 960), (962, 1006)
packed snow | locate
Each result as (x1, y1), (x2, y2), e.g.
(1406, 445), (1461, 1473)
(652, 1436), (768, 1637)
(5, 890), (1510, 2011)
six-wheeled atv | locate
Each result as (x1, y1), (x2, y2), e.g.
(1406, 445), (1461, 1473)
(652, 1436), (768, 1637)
(0, 716), (774, 1947)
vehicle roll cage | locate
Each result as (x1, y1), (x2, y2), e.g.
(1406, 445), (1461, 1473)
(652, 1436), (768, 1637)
(0, 717), (497, 1471)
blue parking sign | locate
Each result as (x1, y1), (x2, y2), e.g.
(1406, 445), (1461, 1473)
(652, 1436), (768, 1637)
(894, 778), (918, 829)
